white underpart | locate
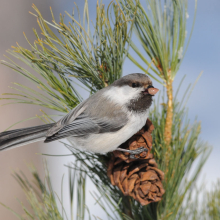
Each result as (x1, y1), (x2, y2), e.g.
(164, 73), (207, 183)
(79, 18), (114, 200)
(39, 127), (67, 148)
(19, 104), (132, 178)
(67, 85), (149, 153)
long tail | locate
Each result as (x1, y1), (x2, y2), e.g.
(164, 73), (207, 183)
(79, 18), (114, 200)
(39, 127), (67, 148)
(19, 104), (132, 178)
(0, 123), (55, 151)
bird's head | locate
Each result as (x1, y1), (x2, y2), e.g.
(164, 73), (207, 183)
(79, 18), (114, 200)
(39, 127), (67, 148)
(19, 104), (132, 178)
(104, 73), (159, 112)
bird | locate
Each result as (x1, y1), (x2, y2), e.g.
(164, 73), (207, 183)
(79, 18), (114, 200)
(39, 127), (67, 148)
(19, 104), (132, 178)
(0, 73), (159, 156)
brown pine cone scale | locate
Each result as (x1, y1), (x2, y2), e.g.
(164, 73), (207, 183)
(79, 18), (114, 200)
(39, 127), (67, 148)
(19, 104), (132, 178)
(107, 154), (165, 206)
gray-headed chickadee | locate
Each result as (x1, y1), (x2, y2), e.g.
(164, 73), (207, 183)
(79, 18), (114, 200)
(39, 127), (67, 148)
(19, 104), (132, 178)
(0, 73), (159, 156)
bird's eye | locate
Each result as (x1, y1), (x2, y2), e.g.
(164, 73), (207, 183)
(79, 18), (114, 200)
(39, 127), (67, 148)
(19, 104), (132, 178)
(132, 83), (139, 88)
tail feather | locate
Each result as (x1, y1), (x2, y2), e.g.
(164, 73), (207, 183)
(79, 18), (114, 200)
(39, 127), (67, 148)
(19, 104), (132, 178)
(0, 123), (55, 151)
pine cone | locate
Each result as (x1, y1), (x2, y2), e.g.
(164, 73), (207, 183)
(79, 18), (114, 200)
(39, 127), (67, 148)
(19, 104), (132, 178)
(113, 118), (154, 163)
(107, 154), (165, 206)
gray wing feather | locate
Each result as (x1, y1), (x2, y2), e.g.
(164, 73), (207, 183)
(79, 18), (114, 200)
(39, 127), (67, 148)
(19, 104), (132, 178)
(46, 102), (87, 137)
(44, 111), (126, 143)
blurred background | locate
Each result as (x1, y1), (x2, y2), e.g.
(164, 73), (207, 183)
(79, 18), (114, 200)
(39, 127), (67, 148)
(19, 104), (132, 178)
(0, 0), (219, 219)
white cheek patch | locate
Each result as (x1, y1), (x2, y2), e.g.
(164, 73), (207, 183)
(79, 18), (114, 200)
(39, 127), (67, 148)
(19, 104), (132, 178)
(103, 86), (141, 105)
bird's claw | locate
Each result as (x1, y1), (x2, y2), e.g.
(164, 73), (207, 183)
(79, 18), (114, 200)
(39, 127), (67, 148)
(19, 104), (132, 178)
(116, 147), (148, 159)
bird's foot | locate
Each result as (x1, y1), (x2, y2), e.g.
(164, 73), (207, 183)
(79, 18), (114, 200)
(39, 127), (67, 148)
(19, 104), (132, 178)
(116, 147), (148, 159)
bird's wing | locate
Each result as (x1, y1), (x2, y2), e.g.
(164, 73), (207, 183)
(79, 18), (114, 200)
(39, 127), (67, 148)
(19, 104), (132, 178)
(46, 101), (87, 137)
(44, 111), (127, 143)
(45, 88), (128, 142)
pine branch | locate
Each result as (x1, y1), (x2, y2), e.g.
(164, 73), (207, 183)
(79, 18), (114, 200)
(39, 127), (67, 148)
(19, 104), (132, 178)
(1, 1), (133, 112)
(119, 0), (197, 149)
